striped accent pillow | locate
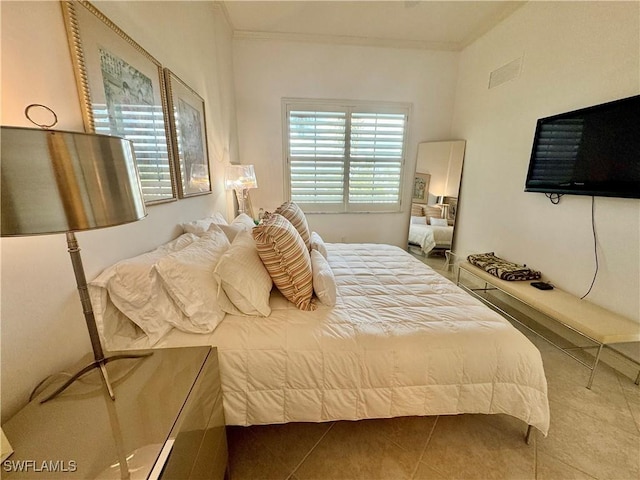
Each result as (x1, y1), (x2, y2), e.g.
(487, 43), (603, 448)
(424, 205), (443, 222)
(253, 214), (316, 311)
(275, 202), (311, 250)
(411, 203), (425, 216)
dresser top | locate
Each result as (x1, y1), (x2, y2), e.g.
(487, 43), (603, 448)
(3, 346), (213, 479)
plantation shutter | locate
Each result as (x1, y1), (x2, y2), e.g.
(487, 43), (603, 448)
(288, 110), (346, 209)
(349, 112), (406, 208)
(93, 103), (173, 203)
(286, 101), (409, 213)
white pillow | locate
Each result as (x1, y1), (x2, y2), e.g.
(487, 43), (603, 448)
(310, 231), (328, 259)
(180, 212), (228, 235)
(430, 217), (448, 227)
(411, 216), (427, 225)
(218, 224), (245, 242)
(213, 231), (272, 316)
(231, 213), (256, 229)
(311, 249), (336, 307)
(155, 230), (230, 332)
(213, 214), (255, 242)
(91, 233), (200, 345)
(206, 222), (244, 243)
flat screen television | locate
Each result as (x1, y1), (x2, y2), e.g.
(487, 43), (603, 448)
(525, 94), (640, 199)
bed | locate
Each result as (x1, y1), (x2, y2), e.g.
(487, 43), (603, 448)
(408, 222), (453, 254)
(408, 203), (454, 254)
(89, 213), (550, 438)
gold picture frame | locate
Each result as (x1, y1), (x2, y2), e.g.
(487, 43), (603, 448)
(164, 69), (212, 198)
(61, 1), (176, 205)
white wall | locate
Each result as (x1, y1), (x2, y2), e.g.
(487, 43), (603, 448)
(0, 1), (238, 421)
(452, 2), (640, 329)
(232, 38), (459, 245)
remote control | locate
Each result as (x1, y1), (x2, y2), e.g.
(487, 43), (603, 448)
(531, 281), (553, 290)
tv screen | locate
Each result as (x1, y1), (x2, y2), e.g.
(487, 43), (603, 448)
(525, 95), (640, 199)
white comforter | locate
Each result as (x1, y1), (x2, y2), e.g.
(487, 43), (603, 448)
(155, 244), (550, 434)
(408, 223), (453, 254)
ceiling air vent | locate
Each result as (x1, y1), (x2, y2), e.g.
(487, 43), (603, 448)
(488, 57), (522, 89)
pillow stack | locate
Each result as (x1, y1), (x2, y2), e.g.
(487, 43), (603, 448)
(155, 229), (230, 332)
(252, 202), (337, 310)
(91, 231), (224, 345)
(91, 202), (340, 348)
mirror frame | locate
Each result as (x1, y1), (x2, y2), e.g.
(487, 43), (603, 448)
(407, 140), (466, 257)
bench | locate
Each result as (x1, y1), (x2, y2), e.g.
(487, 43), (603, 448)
(456, 261), (640, 389)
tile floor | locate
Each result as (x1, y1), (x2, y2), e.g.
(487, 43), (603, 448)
(226, 256), (640, 480)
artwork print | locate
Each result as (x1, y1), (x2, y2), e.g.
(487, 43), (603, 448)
(99, 48), (154, 133)
(412, 172), (430, 204)
(164, 69), (211, 197)
(177, 99), (208, 191)
(61, 1), (177, 204)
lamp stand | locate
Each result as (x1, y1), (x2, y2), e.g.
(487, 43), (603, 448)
(39, 232), (151, 404)
(234, 188), (247, 215)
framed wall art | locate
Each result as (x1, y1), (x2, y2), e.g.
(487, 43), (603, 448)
(61, 1), (176, 204)
(164, 69), (212, 198)
(412, 172), (430, 204)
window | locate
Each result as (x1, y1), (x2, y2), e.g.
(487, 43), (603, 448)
(94, 103), (173, 203)
(284, 99), (410, 213)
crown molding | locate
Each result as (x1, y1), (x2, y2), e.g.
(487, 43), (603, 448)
(233, 30), (460, 52)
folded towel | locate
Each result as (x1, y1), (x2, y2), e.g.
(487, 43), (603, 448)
(467, 252), (541, 281)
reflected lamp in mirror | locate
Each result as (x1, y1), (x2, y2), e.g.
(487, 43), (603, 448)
(225, 164), (258, 215)
(1, 126), (150, 403)
(436, 196), (457, 222)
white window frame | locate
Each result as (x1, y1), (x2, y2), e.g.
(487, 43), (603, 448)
(283, 98), (411, 213)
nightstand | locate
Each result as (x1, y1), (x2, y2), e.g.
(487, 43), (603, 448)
(2, 346), (227, 479)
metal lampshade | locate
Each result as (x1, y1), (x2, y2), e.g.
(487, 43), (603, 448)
(1, 126), (146, 237)
(1, 125), (149, 403)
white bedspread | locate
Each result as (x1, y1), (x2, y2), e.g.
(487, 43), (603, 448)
(408, 223), (453, 254)
(155, 243), (550, 434)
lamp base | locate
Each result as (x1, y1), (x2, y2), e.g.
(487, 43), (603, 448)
(39, 352), (152, 404)
(233, 188), (247, 215)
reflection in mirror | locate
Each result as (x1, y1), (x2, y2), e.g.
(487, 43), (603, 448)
(408, 140), (465, 257)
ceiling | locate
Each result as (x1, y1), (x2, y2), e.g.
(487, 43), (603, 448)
(221, 1), (525, 51)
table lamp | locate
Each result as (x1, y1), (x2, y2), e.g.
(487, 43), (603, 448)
(224, 164), (257, 215)
(436, 195), (456, 221)
(1, 126), (149, 403)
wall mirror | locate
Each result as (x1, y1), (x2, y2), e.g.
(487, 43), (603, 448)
(407, 140), (466, 257)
